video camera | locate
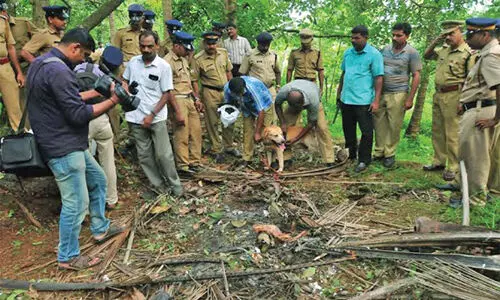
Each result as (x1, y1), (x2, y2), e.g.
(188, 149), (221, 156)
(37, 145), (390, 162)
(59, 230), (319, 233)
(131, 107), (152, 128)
(94, 62), (141, 112)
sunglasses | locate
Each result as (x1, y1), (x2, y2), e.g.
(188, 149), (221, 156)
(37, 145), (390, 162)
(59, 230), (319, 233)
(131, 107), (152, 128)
(465, 29), (483, 38)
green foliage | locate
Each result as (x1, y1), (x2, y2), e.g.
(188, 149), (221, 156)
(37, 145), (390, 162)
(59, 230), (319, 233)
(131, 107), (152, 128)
(442, 197), (500, 229)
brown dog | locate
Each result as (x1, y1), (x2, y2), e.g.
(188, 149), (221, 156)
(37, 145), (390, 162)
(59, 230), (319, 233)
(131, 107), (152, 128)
(262, 125), (286, 172)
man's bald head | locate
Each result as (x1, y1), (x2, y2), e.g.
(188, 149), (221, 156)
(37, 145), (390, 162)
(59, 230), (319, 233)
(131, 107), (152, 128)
(288, 90), (305, 109)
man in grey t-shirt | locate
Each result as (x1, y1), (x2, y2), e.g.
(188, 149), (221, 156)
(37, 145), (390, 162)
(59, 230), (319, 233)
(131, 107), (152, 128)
(275, 80), (335, 166)
(373, 22), (422, 168)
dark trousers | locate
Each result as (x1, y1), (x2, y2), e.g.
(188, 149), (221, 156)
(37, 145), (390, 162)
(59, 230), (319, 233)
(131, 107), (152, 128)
(341, 103), (373, 164)
(231, 64), (242, 77)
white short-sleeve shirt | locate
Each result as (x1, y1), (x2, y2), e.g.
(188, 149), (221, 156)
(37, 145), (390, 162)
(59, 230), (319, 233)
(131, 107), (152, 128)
(123, 54), (174, 124)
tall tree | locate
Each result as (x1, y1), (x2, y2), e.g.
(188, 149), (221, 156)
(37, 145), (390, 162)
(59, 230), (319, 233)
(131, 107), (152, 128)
(162, 0), (172, 40)
(30, 0), (48, 28)
(79, 0), (124, 31)
(109, 11), (116, 37)
(225, 0), (236, 23)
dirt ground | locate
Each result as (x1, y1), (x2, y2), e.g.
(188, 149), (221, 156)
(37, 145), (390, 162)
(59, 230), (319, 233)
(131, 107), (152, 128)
(0, 146), (490, 299)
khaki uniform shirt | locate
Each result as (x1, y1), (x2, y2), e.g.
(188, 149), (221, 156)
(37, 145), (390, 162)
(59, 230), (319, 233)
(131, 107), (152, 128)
(239, 48), (280, 87)
(159, 35), (172, 57)
(9, 17), (37, 53)
(22, 27), (61, 56)
(192, 48), (232, 88)
(164, 51), (193, 95)
(431, 42), (475, 87)
(112, 27), (142, 62)
(0, 15), (15, 57)
(287, 48), (324, 80)
(460, 39), (500, 104)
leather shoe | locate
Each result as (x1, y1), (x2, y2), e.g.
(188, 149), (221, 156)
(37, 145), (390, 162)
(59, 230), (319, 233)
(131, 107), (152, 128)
(449, 197), (462, 208)
(225, 149), (242, 158)
(355, 162), (368, 173)
(178, 168), (195, 177)
(214, 153), (225, 164)
(189, 165), (202, 172)
(383, 156), (395, 168)
(423, 164), (445, 171)
(435, 183), (459, 191)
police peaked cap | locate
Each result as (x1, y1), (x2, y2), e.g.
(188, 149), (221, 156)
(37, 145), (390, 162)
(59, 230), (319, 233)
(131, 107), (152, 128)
(165, 19), (183, 28)
(256, 32), (273, 43)
(465, 18), (497, 30)
(102, 46), (123, 71)
(128, 4), (144, 13)
(43, 5), (70, 19)
(144, 10), (156, 19)
(173, 31), (195, 51)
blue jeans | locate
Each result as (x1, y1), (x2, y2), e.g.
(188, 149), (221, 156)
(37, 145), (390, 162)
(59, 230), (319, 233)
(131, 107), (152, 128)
(48, 150), (110, 262)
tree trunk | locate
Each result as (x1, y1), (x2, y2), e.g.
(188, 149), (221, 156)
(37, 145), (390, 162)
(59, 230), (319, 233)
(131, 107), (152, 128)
(405, 21), (438, 138)
(405, 61), (432, 137)
(6, 0), (16, 16)
(224, 0), (236, 24)
(162, 0), (172, 40)
(79, 0), (124, 31)
(30, 0), (49, 28)
(109, 11), (116, 37)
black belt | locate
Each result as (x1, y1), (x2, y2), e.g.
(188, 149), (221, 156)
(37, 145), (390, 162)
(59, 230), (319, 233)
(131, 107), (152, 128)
(462, 99), (496, 111)
(202, 84), (224, 91)
(295, 77), (316, 82)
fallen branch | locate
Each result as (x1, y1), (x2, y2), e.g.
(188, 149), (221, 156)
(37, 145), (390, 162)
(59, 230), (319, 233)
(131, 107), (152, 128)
(147, 257), (223, 268)
(13, 198), (42, 228)
(0, 257), (353, 291)
(337, 248), (500, 271)
(350, 277), (417, 300)
(334, 231), (500, 248)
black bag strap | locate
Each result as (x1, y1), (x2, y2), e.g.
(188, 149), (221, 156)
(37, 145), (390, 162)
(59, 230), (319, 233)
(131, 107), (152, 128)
(18, 57), (65, 134)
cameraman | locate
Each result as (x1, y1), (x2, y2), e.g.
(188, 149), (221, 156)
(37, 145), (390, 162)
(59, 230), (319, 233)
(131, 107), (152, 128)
(26, 28), (125, 270)
(74, 46), (123, 209)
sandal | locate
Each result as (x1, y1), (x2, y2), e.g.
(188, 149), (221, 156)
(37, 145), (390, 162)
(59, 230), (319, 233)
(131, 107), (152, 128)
(58, 255), (101, 271)
(94, 223), (126, 244)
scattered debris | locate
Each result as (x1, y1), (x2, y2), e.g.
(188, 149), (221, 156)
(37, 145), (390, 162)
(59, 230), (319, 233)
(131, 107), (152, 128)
(252, 224), (307, 242)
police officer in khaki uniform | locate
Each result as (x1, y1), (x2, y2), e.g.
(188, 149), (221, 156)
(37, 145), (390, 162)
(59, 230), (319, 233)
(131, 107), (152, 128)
(239, 31), (280, 121)
(164, 32), (204, 174)
(0, 0), (24, 131)
(20, 5), (67, 63)
(449, 18), (500, 208)
(287, 28), (325, 94)
(111, 4), (143, 139)
(112, 4), (144, 64)
(192, 32), (240, 162)
(159, 19), (183, 57)
(8, 14), (37, 129)
(423, 20), (476, 185)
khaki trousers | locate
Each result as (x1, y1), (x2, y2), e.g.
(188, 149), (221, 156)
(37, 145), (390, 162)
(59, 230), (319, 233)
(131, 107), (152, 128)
(242, 107), (275, 161)
(131, 121), (182, 195)
(88, 114), (118, 205)
(0, 63), (22, 131)
(374, 92), (407, 158)
(171, 95), (202, 170)
(432, 90), (460, 173)
(282, 103), (334, 163)
(459, 104), (500, 204)
(201, 87), (234, 153)
(488, 126), (500, 197)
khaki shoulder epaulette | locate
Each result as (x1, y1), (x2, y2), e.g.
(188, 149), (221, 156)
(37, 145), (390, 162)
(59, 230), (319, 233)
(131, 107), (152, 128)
(194, 51), (205, 59)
